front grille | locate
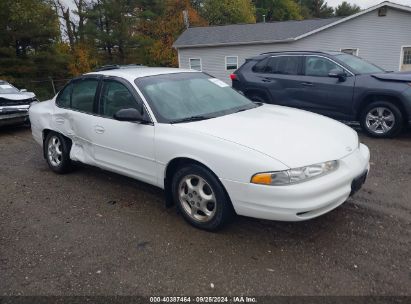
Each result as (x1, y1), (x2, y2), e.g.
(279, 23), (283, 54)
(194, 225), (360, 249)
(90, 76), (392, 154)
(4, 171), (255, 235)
(0, 97), (35, 106)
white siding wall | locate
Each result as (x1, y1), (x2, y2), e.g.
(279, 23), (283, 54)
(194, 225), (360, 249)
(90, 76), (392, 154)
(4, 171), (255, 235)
(177, 8), (411, 83)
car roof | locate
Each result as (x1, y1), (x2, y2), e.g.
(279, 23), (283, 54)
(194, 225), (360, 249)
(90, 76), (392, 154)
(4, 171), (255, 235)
(86, 67), (198, 82)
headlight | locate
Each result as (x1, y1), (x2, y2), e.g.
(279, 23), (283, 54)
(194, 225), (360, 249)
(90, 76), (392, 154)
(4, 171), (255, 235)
(251, 160), (339, 186)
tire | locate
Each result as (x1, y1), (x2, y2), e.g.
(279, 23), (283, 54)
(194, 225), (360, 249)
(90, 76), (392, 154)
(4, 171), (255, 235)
(360, 101), (403, 138)
(171, 164), (234, 231)
(44, 132), (72, 174)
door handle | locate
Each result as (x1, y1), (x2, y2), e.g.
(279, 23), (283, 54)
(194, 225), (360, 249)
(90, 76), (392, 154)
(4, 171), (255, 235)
(301, 82), (313, 86)
(262, 78), (273, 83)
(94, 125), (105, 134)
(55, 117), (65, 124)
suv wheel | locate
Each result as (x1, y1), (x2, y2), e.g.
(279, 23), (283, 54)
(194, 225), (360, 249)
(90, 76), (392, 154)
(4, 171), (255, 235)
(171, 164), (234, 231)
(360, 102), (403, 138)
(45, 132), (72, 173)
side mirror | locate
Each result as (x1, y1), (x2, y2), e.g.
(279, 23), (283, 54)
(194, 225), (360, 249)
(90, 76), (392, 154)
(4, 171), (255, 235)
(20, 89), (27, 92)
(328, 69), (347, 82)
(113, 108), (148, 123)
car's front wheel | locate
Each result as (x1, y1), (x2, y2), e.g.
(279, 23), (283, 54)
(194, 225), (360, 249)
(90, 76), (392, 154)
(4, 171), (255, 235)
(171, 164), (234, 231)
(360, 102), (403, 138)
(44, 132), (72, 173)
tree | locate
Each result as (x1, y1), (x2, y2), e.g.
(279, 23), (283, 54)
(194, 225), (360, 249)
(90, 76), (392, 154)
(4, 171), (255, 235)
(0, 0), (60, 55)
(301, 0), (334, 18)
(335, 1), (360, 17)
(51, 0), (77, 50)
(254, 0), (302, 22)
(84, 0), (144, 63)
(140, 0), (207, 67)
(200, 0), (256, 25)
(0, 0), (69, 99)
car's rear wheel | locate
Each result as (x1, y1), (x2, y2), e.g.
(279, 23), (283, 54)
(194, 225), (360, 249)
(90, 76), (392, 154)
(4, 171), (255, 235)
(171, 164), (234, 231)
(360, 102), (403, 138)
(45, 132), (72, 173)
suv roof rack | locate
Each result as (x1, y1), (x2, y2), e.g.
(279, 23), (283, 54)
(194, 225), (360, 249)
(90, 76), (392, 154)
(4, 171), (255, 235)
(260, 50), (343, 56)
(260, 50), (327, 55)
(94, 64), (147, 72)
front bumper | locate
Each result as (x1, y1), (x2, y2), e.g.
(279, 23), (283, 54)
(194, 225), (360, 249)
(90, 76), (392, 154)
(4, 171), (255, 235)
(0, 111), (29, 127)
(221, 144), (370, 221)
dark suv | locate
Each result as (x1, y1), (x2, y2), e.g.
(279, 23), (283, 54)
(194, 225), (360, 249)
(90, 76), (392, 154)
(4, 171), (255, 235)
(231, 51), (411, 137)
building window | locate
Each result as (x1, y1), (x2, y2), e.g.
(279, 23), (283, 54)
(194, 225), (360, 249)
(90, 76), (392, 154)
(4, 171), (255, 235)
(189, 58), (202, 71)
(341, 48), (359, 56)
(403, 48), (411, 65)
(225, 56), (238, 70)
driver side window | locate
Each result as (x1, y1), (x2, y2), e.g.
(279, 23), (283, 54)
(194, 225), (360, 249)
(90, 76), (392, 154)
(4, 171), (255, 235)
(99, 80), (140, 118)
(305, 56), (344, 77)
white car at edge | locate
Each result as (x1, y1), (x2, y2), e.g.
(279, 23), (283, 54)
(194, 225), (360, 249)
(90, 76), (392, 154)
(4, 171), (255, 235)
(29, 67), (370, 231)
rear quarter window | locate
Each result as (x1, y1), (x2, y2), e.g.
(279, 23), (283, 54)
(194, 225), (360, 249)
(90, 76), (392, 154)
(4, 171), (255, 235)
(252, 58), (270, 73)
(56, 83), (72, 108)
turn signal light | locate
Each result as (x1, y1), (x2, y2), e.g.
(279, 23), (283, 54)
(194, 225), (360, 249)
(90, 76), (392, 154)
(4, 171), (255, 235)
(251, 173), (272, 185)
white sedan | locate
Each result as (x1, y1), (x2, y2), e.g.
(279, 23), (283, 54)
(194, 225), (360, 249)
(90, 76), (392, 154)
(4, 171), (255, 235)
(29, 67), (370, 230)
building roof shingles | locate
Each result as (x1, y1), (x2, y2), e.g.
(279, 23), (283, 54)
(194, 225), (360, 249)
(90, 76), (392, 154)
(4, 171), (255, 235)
(173, 17), (342, 48)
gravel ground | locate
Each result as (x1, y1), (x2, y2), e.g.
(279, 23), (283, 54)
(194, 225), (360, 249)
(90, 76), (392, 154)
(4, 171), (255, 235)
(0, 126), (410, 296)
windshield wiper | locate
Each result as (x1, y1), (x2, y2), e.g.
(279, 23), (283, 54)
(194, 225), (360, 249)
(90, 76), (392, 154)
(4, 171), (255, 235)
(170, 115), (213, 124)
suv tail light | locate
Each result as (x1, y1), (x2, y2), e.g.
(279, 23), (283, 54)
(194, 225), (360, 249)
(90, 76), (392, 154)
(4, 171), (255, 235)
(230, 74), (237, 80)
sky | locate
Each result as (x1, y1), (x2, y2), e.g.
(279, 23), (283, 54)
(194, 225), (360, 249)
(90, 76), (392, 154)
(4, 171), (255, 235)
(325, 0), (411, 8)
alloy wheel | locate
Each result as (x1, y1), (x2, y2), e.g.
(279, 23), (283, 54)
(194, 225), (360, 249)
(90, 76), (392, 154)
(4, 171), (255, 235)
(365, 107), (395, 135)
(47, 136), (63, 167)
(178, 174), (216, 222)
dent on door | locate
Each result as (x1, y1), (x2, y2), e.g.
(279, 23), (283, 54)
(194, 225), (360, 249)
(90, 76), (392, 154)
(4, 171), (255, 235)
(52, 109), (95, 164)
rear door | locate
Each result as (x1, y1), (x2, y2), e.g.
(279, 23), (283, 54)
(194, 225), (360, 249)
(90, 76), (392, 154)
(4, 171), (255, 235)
(53, 76), (100, 163)
(297, 55), (355, 120)
(249, 55), (304, 107)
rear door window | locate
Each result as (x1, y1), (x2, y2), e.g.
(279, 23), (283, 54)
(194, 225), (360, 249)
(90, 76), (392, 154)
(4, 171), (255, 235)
(266, 56), (300, 75)
(71, 79), (99, 113)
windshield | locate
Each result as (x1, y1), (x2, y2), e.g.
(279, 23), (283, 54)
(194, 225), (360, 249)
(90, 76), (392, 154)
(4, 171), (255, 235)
(135, 72), (258, 123)
(335, 54), (385, 74)
(0, 82), (20, 94)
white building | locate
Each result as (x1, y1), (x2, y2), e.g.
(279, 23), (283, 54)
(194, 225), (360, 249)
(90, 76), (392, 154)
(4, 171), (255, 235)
(174, 1), (411, 83)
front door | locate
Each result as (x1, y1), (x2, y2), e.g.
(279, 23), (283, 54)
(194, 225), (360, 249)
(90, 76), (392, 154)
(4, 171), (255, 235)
(401, 47), (411, 72)
(91, 77), (156, 185)
(297, 55), (355, 120)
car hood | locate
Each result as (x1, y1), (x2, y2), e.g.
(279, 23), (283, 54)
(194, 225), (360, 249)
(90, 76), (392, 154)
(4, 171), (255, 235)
(0, 92), (35, 100)
(372, 71), (411, 82)
(174, 104), (358, 168)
